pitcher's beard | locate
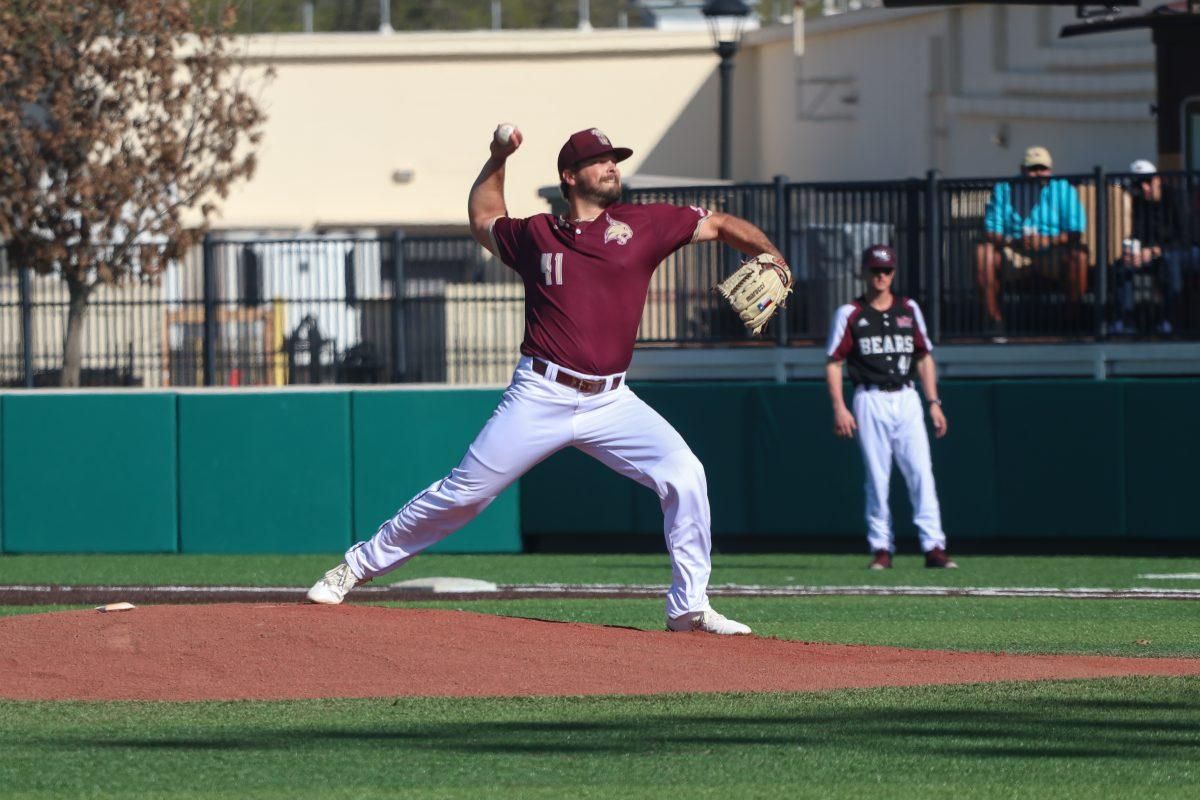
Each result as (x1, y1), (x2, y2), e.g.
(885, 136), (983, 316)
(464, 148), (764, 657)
(576, 180), (621, 207)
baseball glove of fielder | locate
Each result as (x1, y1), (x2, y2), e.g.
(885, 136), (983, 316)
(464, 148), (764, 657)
(714, 253), (794, 336)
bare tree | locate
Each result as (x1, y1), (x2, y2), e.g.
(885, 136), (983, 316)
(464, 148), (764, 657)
(0, 1), (267, 386)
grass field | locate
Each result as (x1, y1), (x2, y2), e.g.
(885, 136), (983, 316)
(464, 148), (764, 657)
(1, 553), (1198, 798)
(2, 679), (1198, 800)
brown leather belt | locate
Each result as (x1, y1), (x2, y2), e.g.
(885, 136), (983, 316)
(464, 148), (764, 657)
(532, 359), (622, 395)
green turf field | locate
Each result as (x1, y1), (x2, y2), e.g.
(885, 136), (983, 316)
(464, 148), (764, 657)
(1, 679), (1197, 799)
(1, 553), (1198, 798)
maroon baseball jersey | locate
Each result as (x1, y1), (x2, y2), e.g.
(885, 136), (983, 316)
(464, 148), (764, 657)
(489, 202), (711, 375)
(826, 295), (931, 388)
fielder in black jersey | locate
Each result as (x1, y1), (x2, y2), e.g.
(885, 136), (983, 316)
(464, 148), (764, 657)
(825, 245), (957, 570)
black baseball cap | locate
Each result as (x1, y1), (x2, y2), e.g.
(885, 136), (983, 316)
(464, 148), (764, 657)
(862, 244), (897, 270)
(557, 128), (633, 175)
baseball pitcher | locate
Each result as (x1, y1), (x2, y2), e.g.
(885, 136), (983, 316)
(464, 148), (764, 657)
(307, 125), (790, 634)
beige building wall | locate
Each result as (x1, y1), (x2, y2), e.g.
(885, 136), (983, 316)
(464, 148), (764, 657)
(763, 6), (1155, 182)
(218, 30), (727, 231)
(214, 11), (1157, 231)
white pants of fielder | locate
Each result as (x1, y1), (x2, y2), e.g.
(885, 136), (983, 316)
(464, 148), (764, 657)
(344, 356), (713, 619)
(853, 385), (946, 554)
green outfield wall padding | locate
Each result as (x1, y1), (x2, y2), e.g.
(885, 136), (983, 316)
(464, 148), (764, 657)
(636, 384), (759, 535)
(928, 382), (1000, 540)
(351, 390), (520, 554)
(177, 393), (353, 553)
(523, 383), (871, 541)
(0, 379), (1191, 554)
(991, 381), (1126, 539)
(745, 384), (865, 537)
(1122, 381), (1199, 539)
(522, 379), (1185, 544)
(522, 447), (643, 537)
(1, 394), (178, 553)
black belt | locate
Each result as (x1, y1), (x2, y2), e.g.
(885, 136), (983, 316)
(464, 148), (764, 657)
(532, 359), (622, 395)
(862, 382), (910, 392)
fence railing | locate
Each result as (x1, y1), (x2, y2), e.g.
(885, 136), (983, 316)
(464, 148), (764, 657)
(2, 169), (1197, 387)
(635, 170), (1200, 344)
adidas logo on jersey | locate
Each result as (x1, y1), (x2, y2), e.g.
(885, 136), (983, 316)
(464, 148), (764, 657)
(857, 317), (870, 327)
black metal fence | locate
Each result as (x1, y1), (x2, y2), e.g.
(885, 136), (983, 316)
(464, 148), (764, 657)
(2, 169), (1197, 387)
(635, 170), (1200, 345)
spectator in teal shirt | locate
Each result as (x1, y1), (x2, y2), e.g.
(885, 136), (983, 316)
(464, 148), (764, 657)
(974, 146), (1089, 329)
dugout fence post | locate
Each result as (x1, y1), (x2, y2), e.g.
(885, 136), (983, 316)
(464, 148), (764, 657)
(202, 233), (217, 387)
(389, 230), (407, 383)
(904, 178), (923, 298)
(1093, 165), (1108, 341)
(773, 174), (790, 353)
(18, 264), (34, 388)
(925, 169), (942, 343)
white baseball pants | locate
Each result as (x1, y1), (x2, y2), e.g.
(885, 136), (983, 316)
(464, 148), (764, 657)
(853, 385), (946, 554)
(344, 356), (713, 618)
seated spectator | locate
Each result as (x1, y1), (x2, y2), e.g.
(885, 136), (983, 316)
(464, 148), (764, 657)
(974, 146), (1088, 329)
(1112, 159), (1200, 336)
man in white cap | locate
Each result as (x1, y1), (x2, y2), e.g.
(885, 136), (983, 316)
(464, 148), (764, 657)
(1112, 159), (1194, 335)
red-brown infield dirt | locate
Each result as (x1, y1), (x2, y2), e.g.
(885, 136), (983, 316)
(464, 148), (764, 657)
(2, 603), (1198, 702)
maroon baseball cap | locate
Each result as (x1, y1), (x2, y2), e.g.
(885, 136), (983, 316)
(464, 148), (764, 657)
(557, 128), (633, 175)
(862, 244), (897, 270)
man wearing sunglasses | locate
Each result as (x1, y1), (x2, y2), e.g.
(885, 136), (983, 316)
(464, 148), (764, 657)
(825, 245), (956, 570)
(974, 145), (1088, 331)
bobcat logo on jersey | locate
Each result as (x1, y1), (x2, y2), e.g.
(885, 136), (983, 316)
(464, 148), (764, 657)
(603, 213), (634, 245)
(590, 129), (612, 147)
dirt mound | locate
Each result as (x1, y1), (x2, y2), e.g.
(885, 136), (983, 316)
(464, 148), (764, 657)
(2, 604), (1197, 702)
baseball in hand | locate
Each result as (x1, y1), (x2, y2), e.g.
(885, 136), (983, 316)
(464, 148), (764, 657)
(495, 124), (515, 145)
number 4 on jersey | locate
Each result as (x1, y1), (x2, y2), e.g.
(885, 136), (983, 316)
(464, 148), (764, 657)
(541, 252), (563, 285)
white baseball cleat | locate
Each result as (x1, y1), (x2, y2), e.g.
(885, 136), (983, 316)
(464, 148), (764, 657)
(666, 607), (752, 635)
(306, 562), (366, 605)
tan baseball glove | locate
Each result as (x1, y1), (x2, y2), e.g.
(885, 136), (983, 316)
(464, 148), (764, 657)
(714, 253), (794, 336)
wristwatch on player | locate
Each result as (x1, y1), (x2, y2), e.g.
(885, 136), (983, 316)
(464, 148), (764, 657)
(928, 398), (943, 408)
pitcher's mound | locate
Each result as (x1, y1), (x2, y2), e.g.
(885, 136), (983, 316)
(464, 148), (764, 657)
(3, 604), (1197, 702)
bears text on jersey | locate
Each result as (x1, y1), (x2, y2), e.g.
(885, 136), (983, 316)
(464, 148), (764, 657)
(858, 334), (915, 356)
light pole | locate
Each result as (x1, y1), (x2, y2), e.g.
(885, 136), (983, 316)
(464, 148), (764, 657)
(702, 0), (751, 180)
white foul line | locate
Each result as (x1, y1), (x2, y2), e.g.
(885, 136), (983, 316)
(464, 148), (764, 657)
(2, 583), (1200, 600)
(501, 583), (1200, 600)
